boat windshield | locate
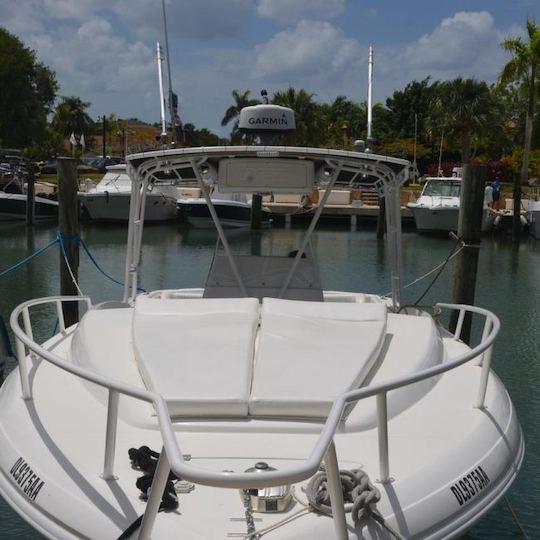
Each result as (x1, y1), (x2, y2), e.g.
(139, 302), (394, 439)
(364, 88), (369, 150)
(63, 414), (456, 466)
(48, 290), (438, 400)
(423, 179), (461, 197)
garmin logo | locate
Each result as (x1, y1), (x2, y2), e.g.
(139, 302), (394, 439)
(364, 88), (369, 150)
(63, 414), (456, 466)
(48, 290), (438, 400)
(248, 115), (288, 126)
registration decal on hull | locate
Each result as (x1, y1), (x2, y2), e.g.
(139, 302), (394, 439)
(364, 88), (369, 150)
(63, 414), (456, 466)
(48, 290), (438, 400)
(450, 466), (490, 506)
(9, 457), (45, 501)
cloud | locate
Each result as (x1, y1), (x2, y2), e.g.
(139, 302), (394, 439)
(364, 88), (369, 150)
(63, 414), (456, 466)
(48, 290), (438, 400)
(254, 20), (363, 81)
(22, 16), (157, 123)
(109, 0), (255, 41)
(257, 0), (345, 24)
(0, 0), (44, 35)
(401, 11), (509, 77)
(43, 0), (107, 21)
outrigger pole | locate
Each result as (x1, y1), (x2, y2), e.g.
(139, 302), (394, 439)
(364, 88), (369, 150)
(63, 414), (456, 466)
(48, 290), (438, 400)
(156, 42), (167, 147)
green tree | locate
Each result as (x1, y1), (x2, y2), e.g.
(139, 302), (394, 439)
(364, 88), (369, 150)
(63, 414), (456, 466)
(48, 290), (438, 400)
(221, 89), (259, 141)
(271, 87), (323, 146)
(386, 78), (440, 141)
(427, 77), (501, 164)
(320, 96), (365, 148)
(498, 17), (540, 238)
(0, 28), (58, 148)
(51, 96), (93, 140)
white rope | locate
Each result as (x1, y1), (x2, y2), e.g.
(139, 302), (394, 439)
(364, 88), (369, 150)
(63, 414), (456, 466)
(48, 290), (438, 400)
(306, 467), (407, 540)
(62, 252), (84, 296)
(382, 243), (465, 298)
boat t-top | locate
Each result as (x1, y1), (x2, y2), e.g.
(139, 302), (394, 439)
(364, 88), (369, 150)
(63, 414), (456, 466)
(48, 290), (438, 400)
(0, 105), (523, 539)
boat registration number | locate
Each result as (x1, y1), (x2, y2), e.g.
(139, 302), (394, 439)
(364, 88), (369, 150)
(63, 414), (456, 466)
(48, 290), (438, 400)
(10, 457), (45, 501)
(450, 466), (490, 506)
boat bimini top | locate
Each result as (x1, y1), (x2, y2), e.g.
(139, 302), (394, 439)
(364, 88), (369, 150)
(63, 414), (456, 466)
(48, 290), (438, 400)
(124, 146), (411, 310)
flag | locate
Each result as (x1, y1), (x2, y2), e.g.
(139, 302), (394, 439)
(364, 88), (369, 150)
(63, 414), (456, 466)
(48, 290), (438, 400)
(80, 133), (86, 150)
(69, 132), (77, 146)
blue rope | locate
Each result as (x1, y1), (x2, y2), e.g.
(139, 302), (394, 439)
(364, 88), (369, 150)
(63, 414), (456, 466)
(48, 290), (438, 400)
(79, 237), (146, 292)
(0, 237), (59, 278)
(1, 230), (145, 293)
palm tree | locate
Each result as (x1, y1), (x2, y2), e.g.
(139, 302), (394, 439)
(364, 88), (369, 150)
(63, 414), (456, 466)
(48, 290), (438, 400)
(427, 77), (501, 164)
(498, 18), (540, 239)
(221, 89), (259, 141)
(51, 96), (93, 140)
(271, 87), (323, 146)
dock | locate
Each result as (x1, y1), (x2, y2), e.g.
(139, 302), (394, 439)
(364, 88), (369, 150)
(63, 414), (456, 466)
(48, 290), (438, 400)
(263, 188), (417, 225)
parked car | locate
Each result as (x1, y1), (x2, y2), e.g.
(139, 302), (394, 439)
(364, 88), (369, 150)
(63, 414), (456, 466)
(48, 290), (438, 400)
(88, 156), (124, 173)
(40, 160), (58, 175)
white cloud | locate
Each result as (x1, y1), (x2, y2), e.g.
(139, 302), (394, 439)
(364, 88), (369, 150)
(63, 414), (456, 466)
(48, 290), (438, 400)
(0, 0), (44, 35)
(402, 11), (508, 76)
(22, 16), (157, 122)
(254, 20), (363, 81)
(109, 0), (255, 40)
(43, 0), (106, 21)
(0, 3), (532, 139)
(257, 0), (345, 24)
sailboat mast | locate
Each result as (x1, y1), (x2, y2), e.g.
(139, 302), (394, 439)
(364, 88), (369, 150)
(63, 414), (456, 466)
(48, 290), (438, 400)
(161, 0), (177, 145)
(156, 42), (167, 145)
(413, 113), (418, 180)
(438, 129), (444, 176)
(367, 45), (373, 147)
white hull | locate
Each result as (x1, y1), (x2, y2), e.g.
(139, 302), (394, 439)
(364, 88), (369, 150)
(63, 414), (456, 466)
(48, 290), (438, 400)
(408, 204), (494, 233)
(0, 291), (523, 540)
(79, 191), (178, 222)
(527, 203), (540, 238)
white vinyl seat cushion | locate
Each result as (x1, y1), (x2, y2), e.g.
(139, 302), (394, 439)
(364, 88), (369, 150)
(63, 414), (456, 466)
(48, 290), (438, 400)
(249, 298), (387, 418)
(133, 296), (259, 417)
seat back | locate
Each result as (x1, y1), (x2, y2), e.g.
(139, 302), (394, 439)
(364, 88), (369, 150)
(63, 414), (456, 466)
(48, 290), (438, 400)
(133, 296), (259, 417)
(249, 298), (387, 418)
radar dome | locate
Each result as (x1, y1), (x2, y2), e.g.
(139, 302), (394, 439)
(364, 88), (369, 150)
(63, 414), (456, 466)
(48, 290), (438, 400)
(238, 104), (296, 135)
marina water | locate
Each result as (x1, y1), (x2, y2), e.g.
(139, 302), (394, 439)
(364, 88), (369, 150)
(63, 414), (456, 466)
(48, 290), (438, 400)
(0, 221), (538, 539)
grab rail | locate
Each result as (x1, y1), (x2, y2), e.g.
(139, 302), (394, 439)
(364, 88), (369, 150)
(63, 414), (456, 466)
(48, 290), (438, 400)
(10, 297), (499, 540)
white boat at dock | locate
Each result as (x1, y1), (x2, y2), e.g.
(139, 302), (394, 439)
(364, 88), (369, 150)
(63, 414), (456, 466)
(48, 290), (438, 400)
(0, 173), (58, 222)
(78, 164), (178, 222)
(178, 188), (272, 229)
(407, 176), (495, 233)
(526, 199), (540, 238)
(0, 105), (523, 539)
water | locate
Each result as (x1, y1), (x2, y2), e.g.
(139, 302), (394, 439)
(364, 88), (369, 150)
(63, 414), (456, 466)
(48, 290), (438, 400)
(0, 221), (538, 539)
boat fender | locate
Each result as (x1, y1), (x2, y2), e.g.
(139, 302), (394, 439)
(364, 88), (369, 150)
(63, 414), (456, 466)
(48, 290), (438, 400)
(104, 190), (109, 204)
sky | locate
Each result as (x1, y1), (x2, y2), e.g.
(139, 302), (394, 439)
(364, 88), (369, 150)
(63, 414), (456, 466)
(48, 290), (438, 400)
(2, 0), (540, 137)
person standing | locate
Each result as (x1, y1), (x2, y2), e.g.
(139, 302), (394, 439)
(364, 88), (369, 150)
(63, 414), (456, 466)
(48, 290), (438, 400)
(491, 177), (502, 210)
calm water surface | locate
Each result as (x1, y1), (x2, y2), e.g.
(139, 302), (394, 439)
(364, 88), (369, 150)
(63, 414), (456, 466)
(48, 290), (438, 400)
(0, 221), (538, 539)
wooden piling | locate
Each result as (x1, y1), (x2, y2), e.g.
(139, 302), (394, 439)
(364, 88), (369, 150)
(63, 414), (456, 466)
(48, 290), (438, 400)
(25, 167), (35, 226)
(250, 193), (263, 230)
(450, 164), (486, 344)
(57, 158), (80, 326)
(376, 196), (386, 239)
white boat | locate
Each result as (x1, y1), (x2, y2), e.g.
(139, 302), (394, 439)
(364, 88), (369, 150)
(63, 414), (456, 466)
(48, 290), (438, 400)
(178, 189), (271, 228)
(0, 108), (524, 539)
(408, 176), (494, 233)
(527, 199), (540, 238)
(0, 172), (58, 221)
(0, 191), (58, 221)
(79, 164), (178, 222)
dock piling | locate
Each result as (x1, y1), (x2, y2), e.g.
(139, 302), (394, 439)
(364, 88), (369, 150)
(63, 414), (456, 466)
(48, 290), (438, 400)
(450, 164), (486, 343)
(57, 158), (80, 327)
